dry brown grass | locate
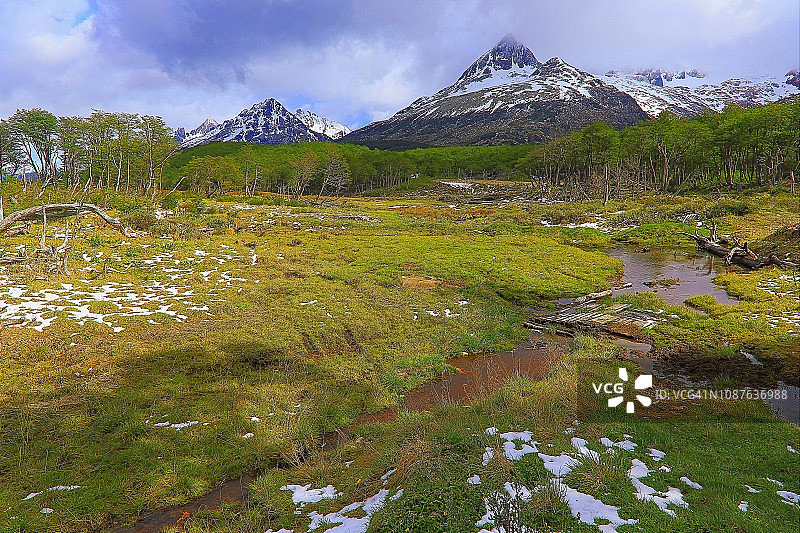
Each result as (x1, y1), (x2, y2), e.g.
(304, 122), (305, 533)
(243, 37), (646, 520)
(401, 275), (444, 289)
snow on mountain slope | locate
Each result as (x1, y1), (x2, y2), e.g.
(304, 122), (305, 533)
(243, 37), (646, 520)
(604, 68), (798, 117)
(179, 99), (326, 148)
(344, 35), (646, 147)
(177, 117), (220, 145)
(295, 109), (351, 139)
(787, 69), (800, 89)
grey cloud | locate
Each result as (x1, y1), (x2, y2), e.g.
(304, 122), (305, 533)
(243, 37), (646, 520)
(0, 0), (796, 130)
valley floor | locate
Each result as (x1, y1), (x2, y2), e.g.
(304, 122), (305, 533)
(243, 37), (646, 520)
(1, 182), (798, 532)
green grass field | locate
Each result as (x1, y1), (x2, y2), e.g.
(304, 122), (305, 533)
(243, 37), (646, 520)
(1, 183), (798, 532)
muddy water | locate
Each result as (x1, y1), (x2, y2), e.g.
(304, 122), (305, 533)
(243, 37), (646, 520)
(607, 247), (739, 306)
(120, 248), (781, 530)
(404, 333), (567, 408)
(123, 333), (568, 531)
(764, 383), (800, 425)
(322, 332), (569, 447)
(607, 247), (799, 424)
(115, 474), (256, 533)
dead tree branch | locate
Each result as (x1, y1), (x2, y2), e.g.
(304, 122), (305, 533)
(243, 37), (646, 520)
(682, 232), (798, 270)
(0, 203), (129, 236)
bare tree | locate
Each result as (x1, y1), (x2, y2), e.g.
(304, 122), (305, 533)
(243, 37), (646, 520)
(290, 152), (319, 199)
(317, 151), (351, 201)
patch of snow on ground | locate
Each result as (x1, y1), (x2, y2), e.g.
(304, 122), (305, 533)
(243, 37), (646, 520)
(647, 448), (666, 461)
(758, 274), (800, 303)
(777, 490), (800, 507)
(503, 440), (538, 460)
(380, 468), (396, 484)
(482, 446), (494, 466)
(476, 481), (539, 531)
(538, 453), (581, 477)
(680, 476), (703, 490)
(738, 500), (748, 512)
(628, 459), (651, 479)
(571, 437), (601, 462)
(22, 485), (81, 501)
(151, 420), (200, 430)
(554, 480), (638, 532)
(467, 474), (481, 485)
(305, 487), (401, 532)
(742, 351), (763, 366)
(599, 437), (638, 451)
(441, 181), (474, 191)
(627, 460), (688, 516)
(280, 484), (339, 505)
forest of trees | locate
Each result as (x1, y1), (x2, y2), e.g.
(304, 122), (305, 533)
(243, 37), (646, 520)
(162, 141), (533, 197)
(519, 102), (800, 201)
(0, 108), (176, 195)
(165, 101), (800, 199)
(0, 100), (797, 201)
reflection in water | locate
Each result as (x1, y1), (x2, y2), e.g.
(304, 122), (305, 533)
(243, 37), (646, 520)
(765, 383), (800, 425)
(403, 333), (567, 409)
(339, 333), (569, 432)
(607, 247), (739, 306)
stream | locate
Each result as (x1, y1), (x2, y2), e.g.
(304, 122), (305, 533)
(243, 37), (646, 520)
(607, 246), (739, 306)
(609, 246), (798, 424)
(120, 246), (797, 531)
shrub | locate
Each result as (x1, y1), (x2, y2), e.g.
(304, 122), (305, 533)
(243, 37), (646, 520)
(121, 209), (157, 231)
(202, 215), (229, 231)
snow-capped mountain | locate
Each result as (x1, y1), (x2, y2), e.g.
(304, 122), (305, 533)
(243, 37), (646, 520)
(178, 100), (345, 148)
(785, 69), (800, 89)
(295, 109), (351, 139)
(343, 35), (647, 147)
(603, 68), (798, 117)
(175, 117), (220, 145)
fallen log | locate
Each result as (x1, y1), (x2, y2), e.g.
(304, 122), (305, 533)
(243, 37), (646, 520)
(0, 203), (128, 236)
(682, 232), (798, 270)
(573, 289), (612, 304)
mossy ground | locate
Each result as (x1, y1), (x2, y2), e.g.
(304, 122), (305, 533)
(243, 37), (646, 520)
(0, 184), (797, 531)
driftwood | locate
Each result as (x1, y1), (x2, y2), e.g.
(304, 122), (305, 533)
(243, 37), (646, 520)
(573, 289), (612, 304)
(683, 232), (798, 270)
(0, 203), (127, 236)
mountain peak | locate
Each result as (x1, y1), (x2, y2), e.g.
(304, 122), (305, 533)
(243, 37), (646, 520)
(197, 117), (218, 128)
(543, 57), (568, 67)
(295, 108), (352, 139)
(187, 117), (219, 138)
(179, 97), (327, 148)
(497, 33), (520, 46)
(253, 97), (282, 109)
(456, 35), (540, 84)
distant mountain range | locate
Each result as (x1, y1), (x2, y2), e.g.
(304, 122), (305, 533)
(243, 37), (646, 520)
(603, 67), (798, 117)
(343, 35), (648, 148)
(176, 35), (797, 149)
(176, 100), (350, 148)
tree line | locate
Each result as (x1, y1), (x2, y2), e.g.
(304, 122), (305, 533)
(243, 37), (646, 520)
(517, 101), (800, 201)
(0, 108), (176, 195)
(1, 100), (797, 202)
(162, 140), (533, 197)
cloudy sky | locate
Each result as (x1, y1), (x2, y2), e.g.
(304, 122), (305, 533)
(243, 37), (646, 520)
(1, 0), (796, 130)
